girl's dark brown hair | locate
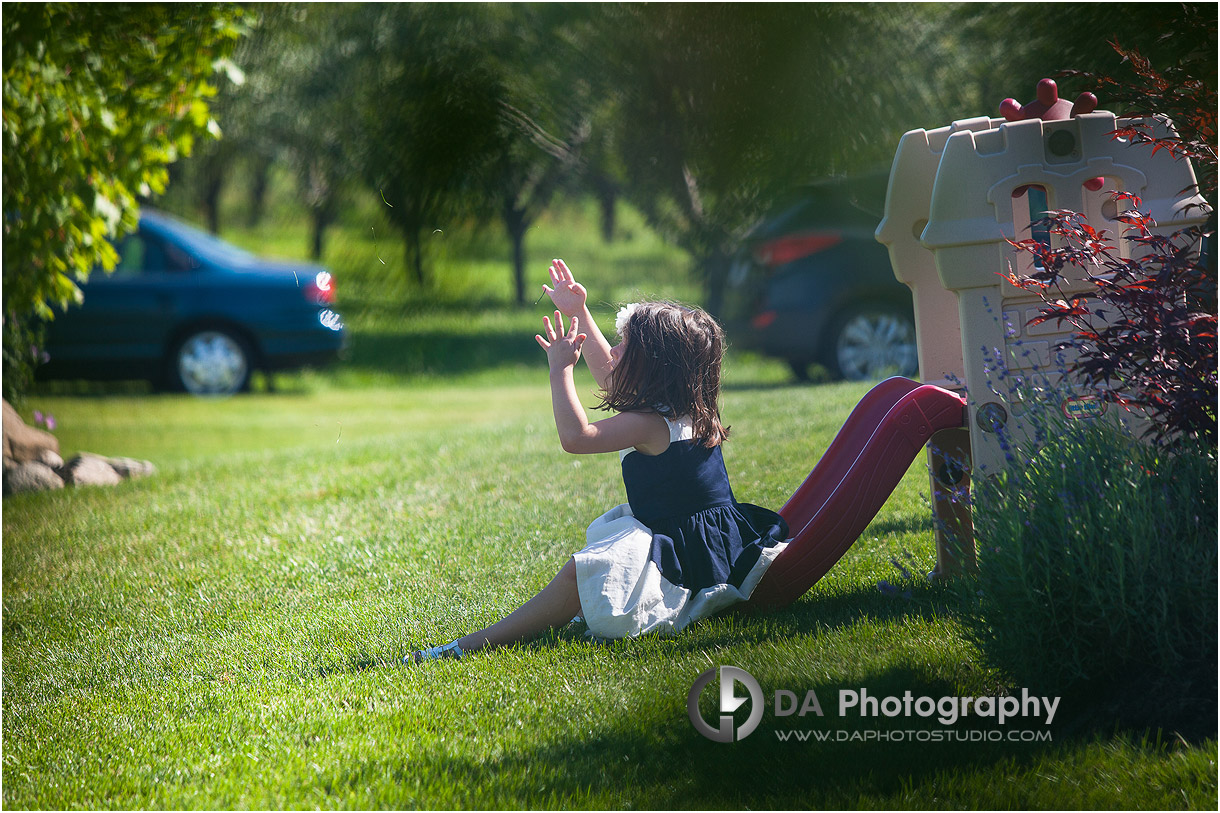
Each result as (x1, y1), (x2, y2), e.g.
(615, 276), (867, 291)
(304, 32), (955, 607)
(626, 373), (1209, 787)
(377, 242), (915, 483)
(597, 301), (730, 447)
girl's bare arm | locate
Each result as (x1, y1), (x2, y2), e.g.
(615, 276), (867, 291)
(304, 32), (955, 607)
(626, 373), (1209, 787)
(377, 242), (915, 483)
(537, 313), (668, 455)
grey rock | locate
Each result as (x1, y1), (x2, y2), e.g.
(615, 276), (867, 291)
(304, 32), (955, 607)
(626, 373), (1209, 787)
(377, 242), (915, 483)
(3, 461), (65, 495)
(2, 399), (59, 464)
(39, 449), (65, 470)
(102, 456), (156, 479)
(63, 453), (123, 487)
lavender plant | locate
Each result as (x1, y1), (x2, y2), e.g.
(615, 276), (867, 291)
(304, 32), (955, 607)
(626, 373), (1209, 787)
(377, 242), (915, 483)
(961, 370), (1216, 696)
(959, 46), (1218, 702)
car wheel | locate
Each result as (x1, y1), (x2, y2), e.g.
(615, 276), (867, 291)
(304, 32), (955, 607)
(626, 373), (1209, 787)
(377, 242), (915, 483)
(825, 304), (918, 381)
(172, 328), (252, 396)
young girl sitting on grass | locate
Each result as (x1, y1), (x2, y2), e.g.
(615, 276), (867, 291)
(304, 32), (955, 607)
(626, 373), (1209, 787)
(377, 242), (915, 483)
(409, 259), (789, 662)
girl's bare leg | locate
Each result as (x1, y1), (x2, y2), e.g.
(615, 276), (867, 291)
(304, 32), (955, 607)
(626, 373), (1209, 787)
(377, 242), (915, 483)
(456, 558), (583, 653)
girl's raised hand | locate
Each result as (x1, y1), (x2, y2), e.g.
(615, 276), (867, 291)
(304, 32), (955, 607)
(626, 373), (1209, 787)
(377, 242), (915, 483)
(540, 258), (587, 316)
(535, 311), (587, 369)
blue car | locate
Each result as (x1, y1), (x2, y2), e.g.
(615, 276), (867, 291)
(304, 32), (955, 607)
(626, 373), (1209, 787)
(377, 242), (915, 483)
(39, 209), (346, 395)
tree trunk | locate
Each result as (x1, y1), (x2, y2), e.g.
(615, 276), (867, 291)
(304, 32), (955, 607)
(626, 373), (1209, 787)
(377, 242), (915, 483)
(202, 170), (224, 235)
(301, 159), (333, 259)
(405, 229), (425, 286)
(247, 155), (273, 228)
(309, 207), (332, 261)
(702, 247), (732, 320)
(594, 174), (618, 243)
(679, 165), (733, 318)
(505, 206), (529, 306)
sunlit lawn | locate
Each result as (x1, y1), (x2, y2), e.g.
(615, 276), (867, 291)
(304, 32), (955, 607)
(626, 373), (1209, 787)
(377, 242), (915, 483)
(7, 376), (1214, 809)
(4, 193), (1215, 809)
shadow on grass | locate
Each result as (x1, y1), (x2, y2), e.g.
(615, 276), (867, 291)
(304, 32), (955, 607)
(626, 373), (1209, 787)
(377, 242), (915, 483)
(719, 579), (963, 641)
(328, 664), (1074, 808)
(498, 580), (965, 673)
(316, 655), (397, 678)
(31, 378), (156, 398)
(863, 512), (936, 537)
(31, 320), (547, 397)
(476, 581), (963, 666)
(389, 644), (1208, 807)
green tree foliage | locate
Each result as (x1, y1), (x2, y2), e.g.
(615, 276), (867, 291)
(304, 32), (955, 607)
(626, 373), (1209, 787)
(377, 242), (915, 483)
(163, 5), (294, 236)
(356, 4), (504, 286)
(261, 4), (368, 260)
(146, 3), (1216, 317)
(2, 3), (248, 321)
(583, 4), (948, 313)
(160, 4), (369, 258)
(473, 4), (602, 304)
(948, 2), (1217, 117)
(575, 3), (1217, 314)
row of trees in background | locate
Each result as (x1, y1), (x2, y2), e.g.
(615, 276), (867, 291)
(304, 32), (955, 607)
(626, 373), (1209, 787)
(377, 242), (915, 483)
(161, 2), (1216, 312)
(4, 2), (1215, 402)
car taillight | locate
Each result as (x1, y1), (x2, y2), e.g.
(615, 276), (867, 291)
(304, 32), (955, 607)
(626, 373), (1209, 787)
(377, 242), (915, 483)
(308, 271), (335, 304)
(751, 310), (777, 330)
(754, 232), (843, 267)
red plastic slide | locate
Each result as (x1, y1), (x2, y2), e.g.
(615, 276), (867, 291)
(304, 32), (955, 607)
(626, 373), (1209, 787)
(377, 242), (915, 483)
(748, 377), (967, 609)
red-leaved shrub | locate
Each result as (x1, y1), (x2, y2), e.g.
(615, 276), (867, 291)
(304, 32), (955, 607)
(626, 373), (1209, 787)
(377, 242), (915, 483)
(1006, 43), (1215, 448)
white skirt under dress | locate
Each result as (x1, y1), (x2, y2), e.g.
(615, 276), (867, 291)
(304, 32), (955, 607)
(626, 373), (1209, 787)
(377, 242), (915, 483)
(572, 504), (790, 639)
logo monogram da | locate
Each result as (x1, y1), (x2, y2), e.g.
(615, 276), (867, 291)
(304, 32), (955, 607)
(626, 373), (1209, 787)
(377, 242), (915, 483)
(687, 666), (764, 742)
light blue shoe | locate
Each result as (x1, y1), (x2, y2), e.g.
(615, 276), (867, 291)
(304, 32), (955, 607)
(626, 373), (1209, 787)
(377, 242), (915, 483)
(406, 640), (464, 664)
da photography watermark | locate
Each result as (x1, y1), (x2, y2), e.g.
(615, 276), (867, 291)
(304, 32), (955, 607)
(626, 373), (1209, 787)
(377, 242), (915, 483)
(687, 666), (1060, 743)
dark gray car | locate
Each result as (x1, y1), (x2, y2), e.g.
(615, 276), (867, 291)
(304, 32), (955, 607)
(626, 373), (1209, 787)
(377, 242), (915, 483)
(723, 171), (917, 381)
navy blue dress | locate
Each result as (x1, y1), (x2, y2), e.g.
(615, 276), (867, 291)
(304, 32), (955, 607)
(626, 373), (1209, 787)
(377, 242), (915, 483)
(572, 414), (790, 638)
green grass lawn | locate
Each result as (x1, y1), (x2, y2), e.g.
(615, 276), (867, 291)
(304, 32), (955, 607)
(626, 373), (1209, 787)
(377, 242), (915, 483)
(6, 377), (1215, 809)
(5, 194), (1216, 808)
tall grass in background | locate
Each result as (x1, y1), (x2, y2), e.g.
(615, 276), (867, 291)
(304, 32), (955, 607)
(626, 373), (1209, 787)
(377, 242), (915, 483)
(960, 371), (1217, 724)
(181, 171), (718, 391)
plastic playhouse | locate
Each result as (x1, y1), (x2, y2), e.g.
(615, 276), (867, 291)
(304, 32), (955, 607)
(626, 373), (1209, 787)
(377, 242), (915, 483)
(747, 81), (1208, 608)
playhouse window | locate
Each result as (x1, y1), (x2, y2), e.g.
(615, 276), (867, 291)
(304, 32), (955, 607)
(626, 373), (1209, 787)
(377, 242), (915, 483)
(1011, 185), (1052, 276)
(1026, 186), (1051, 268)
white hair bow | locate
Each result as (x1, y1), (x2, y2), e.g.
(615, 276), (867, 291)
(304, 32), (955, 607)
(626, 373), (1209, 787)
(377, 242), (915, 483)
(615, 302), (641, 338)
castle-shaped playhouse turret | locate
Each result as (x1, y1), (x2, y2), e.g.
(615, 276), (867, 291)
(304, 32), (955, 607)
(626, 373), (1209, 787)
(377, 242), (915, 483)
(877, 107), (1209, 576)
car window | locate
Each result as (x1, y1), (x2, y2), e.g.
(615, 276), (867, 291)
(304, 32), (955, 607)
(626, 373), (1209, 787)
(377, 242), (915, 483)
(111, 233), (198, 275)
(157, 236), (198, 272)
(145, 213), (255, 266)
(112, 236), (145, 276)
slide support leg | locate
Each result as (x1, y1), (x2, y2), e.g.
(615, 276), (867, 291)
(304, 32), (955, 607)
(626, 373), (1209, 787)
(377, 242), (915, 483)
(927, 427), (975, 578)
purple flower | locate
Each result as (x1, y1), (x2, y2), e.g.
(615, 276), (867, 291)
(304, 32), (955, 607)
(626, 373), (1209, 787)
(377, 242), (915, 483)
(33, 410), (43, 424)
(45, 415), (56, 431)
